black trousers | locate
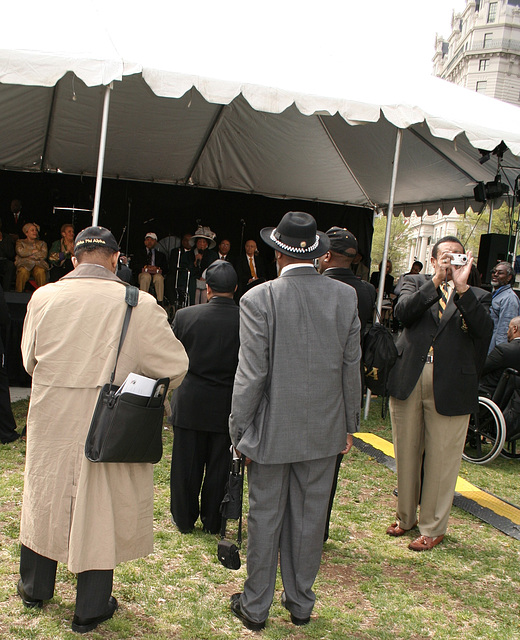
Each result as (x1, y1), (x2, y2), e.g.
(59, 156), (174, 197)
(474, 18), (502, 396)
(0, 357), (19, 443)
(170, 427), (231, 534)
(20, 545), (113, 618)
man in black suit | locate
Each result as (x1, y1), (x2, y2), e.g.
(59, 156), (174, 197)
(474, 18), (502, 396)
(169, 260), (240, 534)
(387, 236), (492, 551)
(3, 199), (27, 240)
(318, 227), (376, 335)
(133, 232), (169, 305)
(318, 226), (376, 540)
(479, 316), (520, 398)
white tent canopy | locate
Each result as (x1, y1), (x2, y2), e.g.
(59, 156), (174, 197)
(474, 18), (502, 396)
(1, 1), (520, 219)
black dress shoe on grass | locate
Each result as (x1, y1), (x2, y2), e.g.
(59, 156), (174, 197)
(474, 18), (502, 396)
(17, 579), (42, 609)
(281, 591), (310, 626)
(230, 593), (266, 631)
(71, 596), (118, 634)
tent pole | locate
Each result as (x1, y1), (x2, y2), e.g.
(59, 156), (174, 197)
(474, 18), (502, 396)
(92, 83), (112, 226)
(365, 128), (403, 421)
(376, 128), (403, 317)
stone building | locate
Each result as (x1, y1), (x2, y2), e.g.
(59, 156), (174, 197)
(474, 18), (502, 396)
(433, 0), (520, 106)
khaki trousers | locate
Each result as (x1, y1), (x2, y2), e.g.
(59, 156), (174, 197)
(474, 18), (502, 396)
(138, 271), (164, 301)
(389, 363), (469, 537)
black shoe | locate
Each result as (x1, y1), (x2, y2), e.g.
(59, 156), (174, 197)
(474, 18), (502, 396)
(281, 591), (310, 626)
(230, 593), (266, 631)
(17, 579), (43, 609)
(171, 515), (193, 534)
(71, 596), (118, 634)
(2, 432), (20, 444)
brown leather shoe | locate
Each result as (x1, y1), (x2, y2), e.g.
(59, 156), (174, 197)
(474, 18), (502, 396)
(386, 521), (417, 537)
(408, 534), (444, 551)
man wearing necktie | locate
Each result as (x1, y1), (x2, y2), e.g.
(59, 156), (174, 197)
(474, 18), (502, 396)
(386, 236), (492, 551)
(135, 232), (168, 305)
(236, 240), (266, 299)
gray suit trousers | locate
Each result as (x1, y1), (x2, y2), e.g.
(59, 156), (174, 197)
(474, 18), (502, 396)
(240, 455), (336, 622)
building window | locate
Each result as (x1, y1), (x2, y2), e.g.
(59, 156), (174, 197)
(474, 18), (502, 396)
(476, 80), (487, 93)
(479, 59), (489, 71)
(488, 2), (497, 22)
(483, 33), (493, 48)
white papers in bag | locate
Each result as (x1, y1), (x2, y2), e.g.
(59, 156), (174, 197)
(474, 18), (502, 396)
(116, 373), (157, 398)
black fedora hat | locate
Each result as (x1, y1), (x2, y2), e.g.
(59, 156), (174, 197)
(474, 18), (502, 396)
(260, 212), (329, 259)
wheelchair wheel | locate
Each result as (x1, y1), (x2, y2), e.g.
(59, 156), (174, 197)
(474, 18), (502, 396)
(462, 397), (506, 465)
(501, 438), (520, 459)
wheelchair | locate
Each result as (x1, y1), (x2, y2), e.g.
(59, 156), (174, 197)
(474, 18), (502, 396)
(462, 368), (520, 464)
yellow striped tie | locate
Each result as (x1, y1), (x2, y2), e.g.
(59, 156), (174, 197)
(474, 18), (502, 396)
(439, 282), (448, 320)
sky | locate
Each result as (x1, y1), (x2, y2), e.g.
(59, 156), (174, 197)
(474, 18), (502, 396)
(93, 0), (468, 84)
(5, 0), (467, 87)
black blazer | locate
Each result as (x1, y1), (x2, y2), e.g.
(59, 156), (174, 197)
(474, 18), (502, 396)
(479, 339), (520, 397)
(170, 296), (239, 431)
(388, 275), (492, 416)
(324, 267), (376, 334)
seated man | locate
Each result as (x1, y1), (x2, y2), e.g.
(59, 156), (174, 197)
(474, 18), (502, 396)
(479, 316), (520, 398)
(133, 232), (168, 305)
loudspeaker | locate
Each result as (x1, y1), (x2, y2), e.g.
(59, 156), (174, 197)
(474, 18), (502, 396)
(477, 234), (510, 284)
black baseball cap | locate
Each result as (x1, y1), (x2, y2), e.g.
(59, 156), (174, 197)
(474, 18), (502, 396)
(74, 226), (119, 253)
(326, 227), (358, 256)
(205, 260), (237, 293)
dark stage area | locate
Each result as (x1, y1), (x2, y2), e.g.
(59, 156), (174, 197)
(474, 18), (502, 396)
(1, 170), (374, 263)
(2, 170), (374, 387)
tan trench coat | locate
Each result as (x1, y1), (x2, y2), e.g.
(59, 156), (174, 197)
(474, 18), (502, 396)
(20, 264), (188, 573)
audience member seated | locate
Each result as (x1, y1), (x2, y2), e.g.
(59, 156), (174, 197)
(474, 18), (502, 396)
(217, 238), (235, 266)
(186, 226), (218, 305)
(236, 239), (267, 299)
(0, 220), (16, 291)
(479, 316), (520, 398)
(133, 232), (168, 305)
(15, 223), (49, 292)
(48, 223), (75, 282)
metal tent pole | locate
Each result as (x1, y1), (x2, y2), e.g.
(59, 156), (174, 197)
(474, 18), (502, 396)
(364, 128), (403, 420)
(92, 83), (112, 226)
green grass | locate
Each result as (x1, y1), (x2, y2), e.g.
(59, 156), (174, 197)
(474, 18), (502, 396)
(1, 397), (519, 639)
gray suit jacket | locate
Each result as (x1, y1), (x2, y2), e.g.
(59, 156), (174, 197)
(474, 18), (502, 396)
(229, 266), (361, 464)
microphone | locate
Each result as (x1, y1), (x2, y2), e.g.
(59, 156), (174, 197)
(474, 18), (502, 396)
(143, 218), (155, 224)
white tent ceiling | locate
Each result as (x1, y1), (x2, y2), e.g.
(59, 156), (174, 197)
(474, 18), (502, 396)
(1, 2), (520, 217)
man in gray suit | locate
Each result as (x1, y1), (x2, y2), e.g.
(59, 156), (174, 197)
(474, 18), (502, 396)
(229, 211), (361, 631)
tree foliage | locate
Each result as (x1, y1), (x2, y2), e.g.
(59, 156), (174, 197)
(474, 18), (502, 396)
(370, 214), (411, 275)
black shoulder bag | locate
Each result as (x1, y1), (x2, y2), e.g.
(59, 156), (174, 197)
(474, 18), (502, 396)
(84, 286), (169, 463)
(217, 453), (245, 570)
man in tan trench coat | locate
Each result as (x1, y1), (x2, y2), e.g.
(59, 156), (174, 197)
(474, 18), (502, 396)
(18, 227), (188, 634)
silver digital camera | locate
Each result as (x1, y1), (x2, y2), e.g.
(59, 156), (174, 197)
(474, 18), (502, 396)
(450, 253), (468, 266)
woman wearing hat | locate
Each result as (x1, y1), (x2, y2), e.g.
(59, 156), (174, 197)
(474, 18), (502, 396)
(15, 222), (49, 292)
(187, 226), (218, 304)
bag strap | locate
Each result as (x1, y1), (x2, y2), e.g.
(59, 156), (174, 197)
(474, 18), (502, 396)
(109, 286), (139, 388)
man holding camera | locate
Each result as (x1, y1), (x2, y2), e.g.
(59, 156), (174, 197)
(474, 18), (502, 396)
(386, 236), (492, 551)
